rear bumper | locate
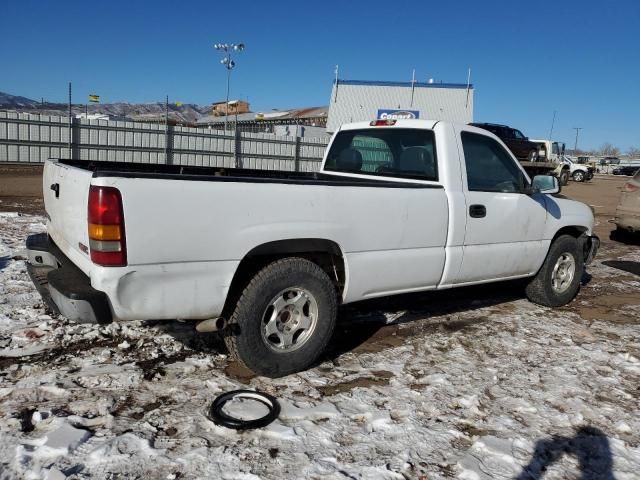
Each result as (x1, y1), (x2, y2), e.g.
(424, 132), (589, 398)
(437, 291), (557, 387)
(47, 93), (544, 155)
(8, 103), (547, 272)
(583, 235), (600, 265)
(26, 233), (112, 324)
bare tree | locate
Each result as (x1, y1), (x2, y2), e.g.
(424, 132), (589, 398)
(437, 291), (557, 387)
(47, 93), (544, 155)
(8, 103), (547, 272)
(599, 142), (620, 156)
(627, 146), (640, 157)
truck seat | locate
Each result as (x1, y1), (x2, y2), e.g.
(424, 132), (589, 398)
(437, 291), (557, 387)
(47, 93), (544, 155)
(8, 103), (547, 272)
(398, 146), (435, 178)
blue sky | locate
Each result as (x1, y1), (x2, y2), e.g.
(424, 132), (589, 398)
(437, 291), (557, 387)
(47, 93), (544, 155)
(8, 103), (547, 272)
(1, 0), (639, 150)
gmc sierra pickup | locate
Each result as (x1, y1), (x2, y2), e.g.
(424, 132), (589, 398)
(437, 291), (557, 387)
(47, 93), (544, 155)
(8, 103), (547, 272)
(26, 119), (599, 377)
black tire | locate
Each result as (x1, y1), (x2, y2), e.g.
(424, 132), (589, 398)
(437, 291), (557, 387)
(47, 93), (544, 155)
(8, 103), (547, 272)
(573, 170), (585, 182)
(559, 170), (570, 186)
(224, 257), (337, 377)
(527, 150), (539, 162)
(525, 235), (584, 307)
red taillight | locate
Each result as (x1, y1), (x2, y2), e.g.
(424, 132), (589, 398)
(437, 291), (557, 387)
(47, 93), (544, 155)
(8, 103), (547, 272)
(88, 186), (127, 266)
(370, 119), (397, 126)
(622, 182), (639, 193)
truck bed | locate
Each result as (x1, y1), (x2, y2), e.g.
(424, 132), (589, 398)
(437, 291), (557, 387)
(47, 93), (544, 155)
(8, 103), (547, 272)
(43, 158), (450, 321)
(59, 159), (437, 189)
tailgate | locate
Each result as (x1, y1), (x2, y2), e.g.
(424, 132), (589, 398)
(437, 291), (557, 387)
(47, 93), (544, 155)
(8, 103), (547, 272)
(43, 160), (94, 275)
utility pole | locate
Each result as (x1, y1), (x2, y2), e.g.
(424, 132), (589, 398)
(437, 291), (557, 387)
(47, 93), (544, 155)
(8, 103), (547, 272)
(165, 95), (169, 164)
(465, 67), (471, 109)
(410, 68), (416, 107)
(549, 110), (557, 141)
(68, 82), (72, 158)
(573, 127), (583, 154)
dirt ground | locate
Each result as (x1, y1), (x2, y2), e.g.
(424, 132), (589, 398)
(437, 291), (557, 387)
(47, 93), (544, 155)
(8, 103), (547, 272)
(0, 164), (44, 215)
(0, 166), (638, 479)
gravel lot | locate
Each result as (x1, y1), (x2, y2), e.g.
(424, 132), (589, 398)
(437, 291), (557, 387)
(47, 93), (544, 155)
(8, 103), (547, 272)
(0, 170), (638, 479)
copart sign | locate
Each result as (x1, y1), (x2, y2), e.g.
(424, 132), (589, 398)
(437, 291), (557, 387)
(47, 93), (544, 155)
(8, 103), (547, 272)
(377, 109), (420, 120)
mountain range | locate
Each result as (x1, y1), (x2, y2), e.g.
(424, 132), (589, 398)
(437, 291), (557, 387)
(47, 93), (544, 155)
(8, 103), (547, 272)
(0, 91), (211, 123)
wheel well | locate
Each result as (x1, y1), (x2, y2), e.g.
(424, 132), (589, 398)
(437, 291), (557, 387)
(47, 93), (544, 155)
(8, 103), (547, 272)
(221, 239), (346, 318)
(552, 226), (587, 243)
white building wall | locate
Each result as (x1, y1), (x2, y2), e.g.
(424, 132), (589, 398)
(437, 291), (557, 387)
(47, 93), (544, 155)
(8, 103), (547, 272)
(327, 80), (474, 132)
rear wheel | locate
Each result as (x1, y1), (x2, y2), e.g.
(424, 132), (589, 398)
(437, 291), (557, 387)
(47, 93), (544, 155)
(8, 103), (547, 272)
(525, 235), (584, 307)
(573, 170), (586, 182)
(224, 257), (337, 377)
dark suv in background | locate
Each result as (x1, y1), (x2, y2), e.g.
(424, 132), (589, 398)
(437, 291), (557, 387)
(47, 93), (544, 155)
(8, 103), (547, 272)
(470, 123), (540, 162)
(612, 165), (639, 176)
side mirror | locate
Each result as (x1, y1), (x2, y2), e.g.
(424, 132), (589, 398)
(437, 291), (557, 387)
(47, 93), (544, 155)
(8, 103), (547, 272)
(532, 175), (560, 194)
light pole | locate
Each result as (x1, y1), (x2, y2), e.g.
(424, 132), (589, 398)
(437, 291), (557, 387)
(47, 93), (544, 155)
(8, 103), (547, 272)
(214, 42), (245, 132)
(573, 127), (583, 154)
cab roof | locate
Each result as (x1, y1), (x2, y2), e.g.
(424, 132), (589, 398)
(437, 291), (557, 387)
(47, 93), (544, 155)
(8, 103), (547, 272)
(337, 119), (439, 131)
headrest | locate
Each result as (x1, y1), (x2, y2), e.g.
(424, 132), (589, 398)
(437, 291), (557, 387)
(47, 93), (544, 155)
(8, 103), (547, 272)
(336, 148), (363, 171)
(399, 146), (435, 177)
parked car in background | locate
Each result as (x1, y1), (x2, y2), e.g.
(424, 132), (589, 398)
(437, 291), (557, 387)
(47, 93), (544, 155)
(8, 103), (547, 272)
(563, 156), (594, 182)
(612, 165), (640, 176)
(469, 123), (540, 161)
(602, 156), (621, 165)
(614, 169), (640, 234)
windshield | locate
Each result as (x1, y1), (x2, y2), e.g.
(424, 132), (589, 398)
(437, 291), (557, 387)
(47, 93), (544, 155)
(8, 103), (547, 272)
(324, 128), (438, 181)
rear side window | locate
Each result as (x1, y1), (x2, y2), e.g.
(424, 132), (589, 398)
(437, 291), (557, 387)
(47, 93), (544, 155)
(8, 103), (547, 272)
(461, 131), (526, 193)
(324, 128), (438, 181)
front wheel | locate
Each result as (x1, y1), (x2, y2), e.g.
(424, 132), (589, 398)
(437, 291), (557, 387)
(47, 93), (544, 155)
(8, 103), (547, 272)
(527, 150), (539, 162)
(224, 257), (337, 377)
(573, 170), (586, 182)
(559, 170), (570, 186)
(525, 235), (584, 307)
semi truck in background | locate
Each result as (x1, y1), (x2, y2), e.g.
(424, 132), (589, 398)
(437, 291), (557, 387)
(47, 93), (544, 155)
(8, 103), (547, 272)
(529, 139), (572, 185)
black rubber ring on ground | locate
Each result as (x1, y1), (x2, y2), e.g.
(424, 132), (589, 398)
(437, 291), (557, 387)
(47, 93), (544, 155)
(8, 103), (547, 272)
(208, 389), (281, 430)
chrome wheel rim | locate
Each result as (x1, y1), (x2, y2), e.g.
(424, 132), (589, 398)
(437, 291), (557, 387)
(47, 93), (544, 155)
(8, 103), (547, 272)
(261, 288), (318, 352)
(551, 253), (576, 293)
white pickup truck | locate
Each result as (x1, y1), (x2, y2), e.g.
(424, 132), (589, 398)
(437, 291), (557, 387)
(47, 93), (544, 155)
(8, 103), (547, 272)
(26, 119), (599, 377)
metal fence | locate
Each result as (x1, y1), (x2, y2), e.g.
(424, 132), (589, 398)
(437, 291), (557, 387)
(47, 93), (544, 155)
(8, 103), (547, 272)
(0, 111), (329, 172)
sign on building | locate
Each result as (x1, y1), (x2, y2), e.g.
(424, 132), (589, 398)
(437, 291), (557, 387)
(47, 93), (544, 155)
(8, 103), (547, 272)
(377, 109), (420, 120)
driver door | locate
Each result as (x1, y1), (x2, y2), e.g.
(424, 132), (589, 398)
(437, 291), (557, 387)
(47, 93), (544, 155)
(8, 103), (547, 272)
(455, 129), (548, 283)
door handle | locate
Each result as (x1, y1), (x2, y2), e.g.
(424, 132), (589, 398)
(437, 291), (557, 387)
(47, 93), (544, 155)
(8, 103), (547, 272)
(469, 204), (486, 218)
